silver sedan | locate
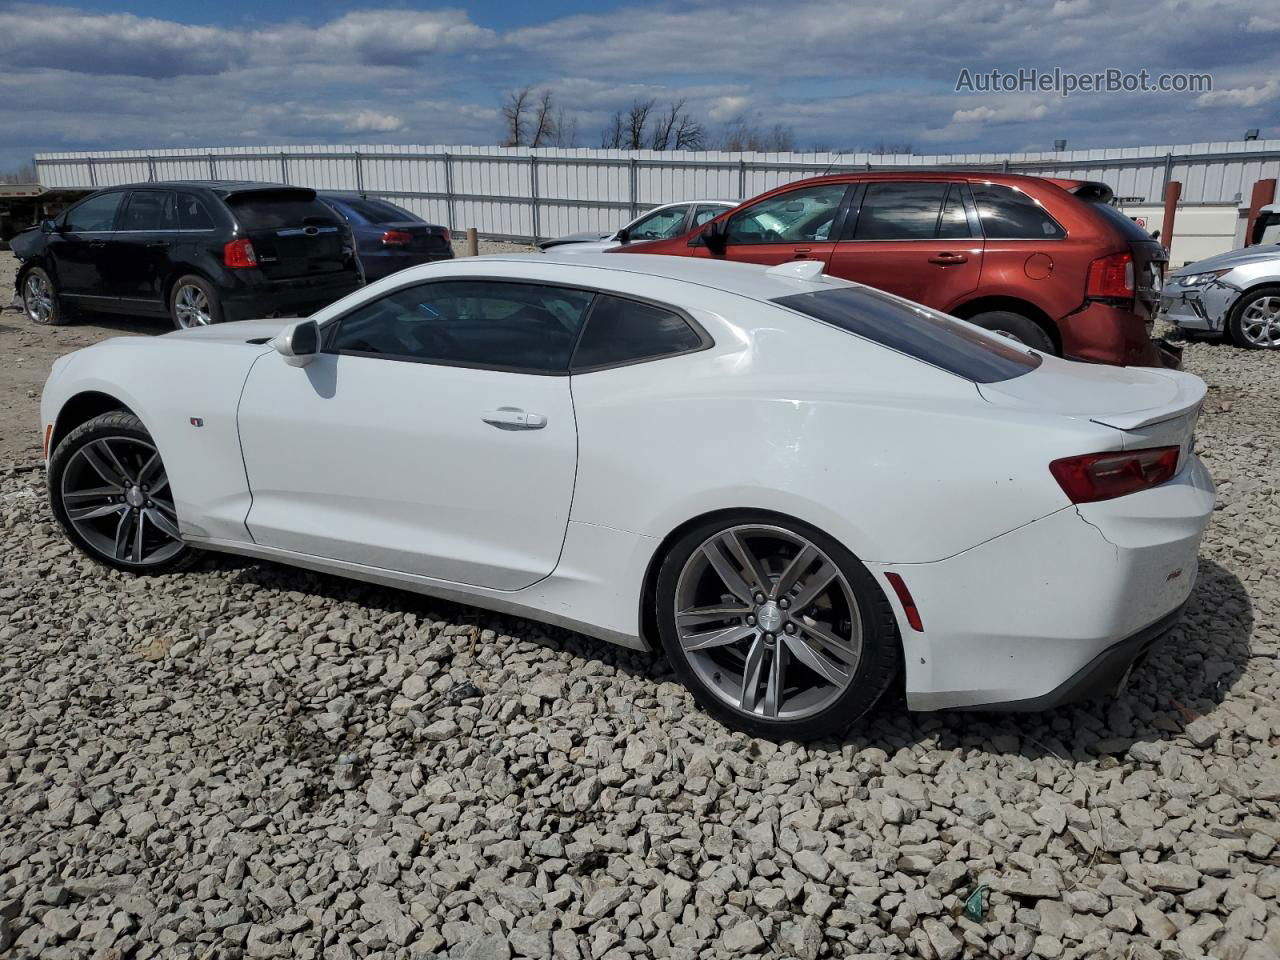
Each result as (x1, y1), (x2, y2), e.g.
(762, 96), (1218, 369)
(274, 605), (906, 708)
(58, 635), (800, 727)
(1162, 240), (1280, 349)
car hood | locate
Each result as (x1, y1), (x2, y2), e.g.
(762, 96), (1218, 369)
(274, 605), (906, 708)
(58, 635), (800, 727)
(165, 318), (296, 344)
(538, 231), (613, 249)
(1170, 244), (1280, 276)
(977, 353), (1206, 430)
(8, 226), (42, 259)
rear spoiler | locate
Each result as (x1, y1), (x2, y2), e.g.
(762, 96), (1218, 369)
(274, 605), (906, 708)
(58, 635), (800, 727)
(1088, 372), (1206, 431)
(1046, 179), (1114, 204)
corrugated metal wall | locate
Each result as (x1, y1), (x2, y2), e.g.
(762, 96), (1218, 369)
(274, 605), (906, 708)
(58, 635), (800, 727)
(34, 140), (1280, 242)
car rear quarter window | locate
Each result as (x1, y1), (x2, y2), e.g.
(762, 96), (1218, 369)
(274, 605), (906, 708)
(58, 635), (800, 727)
(772, 285), (1041, 383)
(227, 191), (341, 230)
(571, 295), (705, 371)
(845, 182), (972, 241)
(972, 183), (1066, 239)
(63, 192), (124, 232)
(176, 194), (216, 230)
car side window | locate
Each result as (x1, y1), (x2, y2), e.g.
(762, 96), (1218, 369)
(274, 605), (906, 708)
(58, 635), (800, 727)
(627, 205), (689, 241)
(972, 183), (1066, 239)
(571, 294), (705, 370)
(175, 194), (216, 231)
(843, 182), (969, 241)
(63, 192), (124, 232)
(692, 204), (727, 227)
(119, 191), (177, 231)
(725, 184), (847, 245)
(328, 280), (594, 374)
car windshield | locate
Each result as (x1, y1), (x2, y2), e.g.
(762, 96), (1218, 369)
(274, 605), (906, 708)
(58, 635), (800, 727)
(772, 285), (1042, 383)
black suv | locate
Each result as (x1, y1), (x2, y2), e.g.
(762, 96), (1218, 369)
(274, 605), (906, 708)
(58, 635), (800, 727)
(12, 181), (362, 329)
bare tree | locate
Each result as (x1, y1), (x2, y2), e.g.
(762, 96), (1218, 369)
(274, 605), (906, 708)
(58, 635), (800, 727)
(553, 106), (579, 147)
(625, 98), (656, 150)
(500, 86), (533, 147)
(869, 141), (913, 156)
(600, 110), (625, 149)
(649, 99), (705, 151)
(718, 118), (796, 153)
(0, 162), (36, 184)
(529, 90), (558, 148)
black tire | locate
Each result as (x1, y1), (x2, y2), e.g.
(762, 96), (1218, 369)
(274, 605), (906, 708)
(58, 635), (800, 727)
(20, 266), (70, 326)
(169, 274), (223, 330)
(48, 411), (195, 574)
(655, 511), (901, 741)
(1226, 286), (1280, 350)
(966, 310), (1056, 354)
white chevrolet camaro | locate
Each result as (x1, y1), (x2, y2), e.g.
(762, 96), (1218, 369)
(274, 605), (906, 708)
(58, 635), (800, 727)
(39, 253), (1215, 739)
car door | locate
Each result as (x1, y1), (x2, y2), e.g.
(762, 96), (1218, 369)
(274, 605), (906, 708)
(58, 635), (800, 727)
(48, 190), (126, 303)
(708, 182), (850, 267)
(110, 189), (178, 310)
(237, 278), (590, 591)
(825, 181), (984, 311)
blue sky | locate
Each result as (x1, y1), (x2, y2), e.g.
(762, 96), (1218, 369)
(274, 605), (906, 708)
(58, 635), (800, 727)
(2, 0), (1277, 171)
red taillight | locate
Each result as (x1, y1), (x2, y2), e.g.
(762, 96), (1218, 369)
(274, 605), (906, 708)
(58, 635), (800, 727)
(381, 229), (413, 246)
(884, 573), (924, 632)
(1050, 446), (1179, 504)
(1086, 252), (1134, 300)
(223, 237), (257, 268)
(440, 227), (451, 245)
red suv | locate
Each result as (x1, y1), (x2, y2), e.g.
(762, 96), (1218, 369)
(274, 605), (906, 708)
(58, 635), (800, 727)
(612, 172), (1175, 367)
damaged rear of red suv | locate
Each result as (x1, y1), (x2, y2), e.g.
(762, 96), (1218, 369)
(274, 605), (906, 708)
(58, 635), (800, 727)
(611, 172), (1177, 368)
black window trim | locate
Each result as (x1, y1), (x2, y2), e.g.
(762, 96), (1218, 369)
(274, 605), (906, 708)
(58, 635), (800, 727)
(320, 275), (713, 377)
(969, 180), (1069, 241)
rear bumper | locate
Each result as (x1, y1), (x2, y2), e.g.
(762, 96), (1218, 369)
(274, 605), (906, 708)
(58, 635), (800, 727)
(1058, 301), (1167, 367)
(874, 456), (1214, 712)
(359, 250), (453, 282)
(221, 271), (362, 322)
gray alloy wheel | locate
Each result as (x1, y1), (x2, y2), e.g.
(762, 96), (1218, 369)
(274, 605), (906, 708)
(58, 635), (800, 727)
(173, 282), (213, 328)
(966, 310), (1056, 354)
(673, 524), (863, 721)
(59, 435), (185, 567)
(1236, 294), (1280, 349)
(22, 268), (66, 325)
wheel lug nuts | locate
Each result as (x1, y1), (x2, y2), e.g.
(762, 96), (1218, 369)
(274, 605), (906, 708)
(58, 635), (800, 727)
(784, 623), (796, 634)
(763, 633), (775, 644)
(779, 597), (790, 609)
(746, 615), (756, 625)
(753, 592), (766, 604)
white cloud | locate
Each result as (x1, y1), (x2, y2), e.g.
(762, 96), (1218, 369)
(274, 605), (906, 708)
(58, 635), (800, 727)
(1197, 78), (1279, 109)
(951, 102), (1049, 124)
(1246, 15), (1280, 32)
(342, 111), (404, 133)
(709, 96), (750, 121)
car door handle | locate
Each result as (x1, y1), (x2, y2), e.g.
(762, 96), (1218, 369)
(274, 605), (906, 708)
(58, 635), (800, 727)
(928, 253), (968, 265)
(145, 240), (171, 250)
(483, 408), (547, 430)
(88, 239), (106, 248)
(792, 248), (812, 259)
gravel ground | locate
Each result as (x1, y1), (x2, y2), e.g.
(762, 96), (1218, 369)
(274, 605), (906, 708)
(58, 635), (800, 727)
(1, 326), (1278, 959)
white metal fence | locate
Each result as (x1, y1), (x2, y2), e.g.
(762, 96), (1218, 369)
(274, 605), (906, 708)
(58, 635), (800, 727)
(33, 140), (1280, 244)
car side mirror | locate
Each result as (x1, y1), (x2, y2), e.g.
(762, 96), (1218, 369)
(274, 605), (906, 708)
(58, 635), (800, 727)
(273, 318), (320, 367)
(41, 219), (57, 234)
(702, 219), (728, 254)
(615, 227), (631, 244)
